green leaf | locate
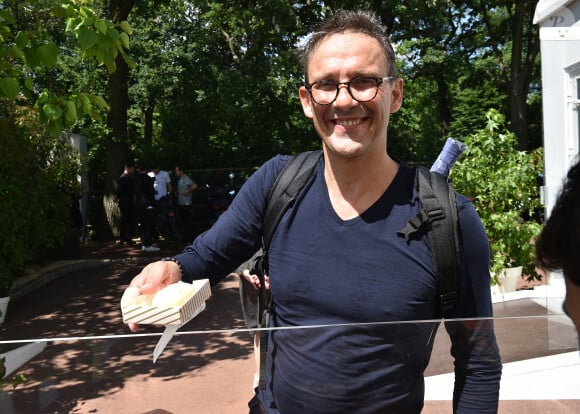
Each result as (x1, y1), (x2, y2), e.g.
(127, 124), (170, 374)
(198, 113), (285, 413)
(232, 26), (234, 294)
(8, 44), (24, 60)
(37, 43), (58, 67)
(106, 27), (119, 41)
(104, 58), (116, 74)
(65, 17), (79, 33)
(0, 10), (16, 25)
(23, 47), (40, 68)
(65, 100), (77, 123)
(124, 54), (136, 69)
(80, 95), (92, 114)
(119, 20), (132, 35)
(94, 19), (108, 35)
(77, 28), (98, 50)
(47, 119), (62, 137)
(42, 103), (63, 121)
(79, 6), (94, 19)
(0, 77), (19, 99)
(91, 95), (109, 109)
(119, 32), (130, 50)
(14, 31), (28, 49)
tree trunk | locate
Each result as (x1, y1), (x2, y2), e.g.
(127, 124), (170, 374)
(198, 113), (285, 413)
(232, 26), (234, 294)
(97, 0), (136, 240)
(436, 77), (452, 137)
(511, 78), (529, 151)
(144, 94), (155, 148)
(509, 0), (539, 151)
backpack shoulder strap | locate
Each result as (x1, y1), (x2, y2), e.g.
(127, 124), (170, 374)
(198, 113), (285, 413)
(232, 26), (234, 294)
(262, 150), (323, 251)
(257, 150), (322, 391)
(397, 166), (461, 317)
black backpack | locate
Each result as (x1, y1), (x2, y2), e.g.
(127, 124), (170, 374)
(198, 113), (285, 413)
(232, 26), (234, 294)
(254, 150), (461, 389)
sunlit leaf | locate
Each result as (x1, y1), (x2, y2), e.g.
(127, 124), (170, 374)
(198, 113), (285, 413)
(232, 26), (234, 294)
(119, 20), (132, 35)
(119, 32), (129, 50)
(94, 19), (108, 35)
(65, 100), (77, 123)
(42, 103), (62, 121)
(91, 95), (109, 109)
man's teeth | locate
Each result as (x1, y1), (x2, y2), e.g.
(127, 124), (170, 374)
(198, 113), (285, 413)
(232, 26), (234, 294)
(336, 119), (361, 126)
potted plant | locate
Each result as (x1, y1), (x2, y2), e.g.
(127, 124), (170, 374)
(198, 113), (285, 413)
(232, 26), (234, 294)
(452, 109), (543, 288)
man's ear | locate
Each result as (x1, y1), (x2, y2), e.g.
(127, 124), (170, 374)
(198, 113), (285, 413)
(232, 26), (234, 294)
(299, 86), (314, 119)
(389, 78), (404, 114)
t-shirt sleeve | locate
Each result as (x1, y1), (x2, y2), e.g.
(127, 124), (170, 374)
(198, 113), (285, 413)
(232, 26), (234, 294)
(174, 155), (290, 285)
(445, 194), (502, 412)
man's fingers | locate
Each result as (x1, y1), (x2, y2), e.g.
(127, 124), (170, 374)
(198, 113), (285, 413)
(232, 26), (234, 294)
(138, 282), (159, 295)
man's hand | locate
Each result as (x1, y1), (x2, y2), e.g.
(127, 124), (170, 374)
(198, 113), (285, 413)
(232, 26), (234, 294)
(241, 269), (269, 291)
(127, 260), (182, 332)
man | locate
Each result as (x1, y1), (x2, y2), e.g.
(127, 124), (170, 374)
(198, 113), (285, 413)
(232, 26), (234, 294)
(149, 164), (173, 240)
(536, 160), (580, 335)
(116, 162), (136, 246)
(128, 10), (501, 413)
(174, 164), (198, 242)
(135, 163), (160, 252)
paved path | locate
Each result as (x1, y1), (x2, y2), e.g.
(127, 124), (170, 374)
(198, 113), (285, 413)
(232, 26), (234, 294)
(0, 241), (578, 413)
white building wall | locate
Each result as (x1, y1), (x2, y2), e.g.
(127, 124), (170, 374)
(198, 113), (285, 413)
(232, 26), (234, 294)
(535, 0), (580, 215)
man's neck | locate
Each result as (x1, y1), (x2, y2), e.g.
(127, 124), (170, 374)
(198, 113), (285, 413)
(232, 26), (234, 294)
(323, 151), (399, 220)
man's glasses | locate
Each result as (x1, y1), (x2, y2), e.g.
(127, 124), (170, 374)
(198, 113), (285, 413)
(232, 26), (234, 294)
(305, 76), (396, 105)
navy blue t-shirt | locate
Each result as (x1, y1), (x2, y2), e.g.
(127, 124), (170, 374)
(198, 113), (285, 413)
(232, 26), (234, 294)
(176, 155), (502, 413)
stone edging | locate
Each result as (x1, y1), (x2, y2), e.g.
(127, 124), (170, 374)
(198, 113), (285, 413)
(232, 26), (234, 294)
(10, 256), (162, 300)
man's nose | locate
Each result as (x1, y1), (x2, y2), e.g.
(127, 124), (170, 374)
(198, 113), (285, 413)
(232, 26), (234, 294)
(334, 84), (354, 104)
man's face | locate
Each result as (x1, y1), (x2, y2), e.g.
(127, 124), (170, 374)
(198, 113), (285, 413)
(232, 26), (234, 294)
(299, 32), (403, 158)
(564, 276), (580, 339)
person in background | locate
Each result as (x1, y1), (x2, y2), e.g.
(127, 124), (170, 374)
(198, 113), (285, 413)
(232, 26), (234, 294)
(149, 164), (173, 240)
(127, 10), (501, 413)
(236, 250), (268, 391)
(116, 162), (136, 246)
(135, 163), (160, 252)
(536, 160), (580, 336)
(174, 164), (198, 242)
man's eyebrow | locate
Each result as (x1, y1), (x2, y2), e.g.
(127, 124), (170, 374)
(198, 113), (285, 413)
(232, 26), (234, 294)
(310, 72), (380, 82)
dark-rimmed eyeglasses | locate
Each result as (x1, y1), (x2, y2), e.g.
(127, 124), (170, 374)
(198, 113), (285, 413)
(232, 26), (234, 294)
(305, 76), (396, 105)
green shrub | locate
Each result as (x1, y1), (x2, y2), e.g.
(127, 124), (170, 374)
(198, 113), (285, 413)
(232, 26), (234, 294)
(452, 109), (543, 284)
(0, 112), (81, 296)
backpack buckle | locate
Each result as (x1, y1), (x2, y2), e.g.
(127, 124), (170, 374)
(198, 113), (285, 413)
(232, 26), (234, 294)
(440, 292), (457, 313)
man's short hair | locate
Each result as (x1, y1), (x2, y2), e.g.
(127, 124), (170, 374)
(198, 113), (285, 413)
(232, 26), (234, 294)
(300, 9), (398, 83)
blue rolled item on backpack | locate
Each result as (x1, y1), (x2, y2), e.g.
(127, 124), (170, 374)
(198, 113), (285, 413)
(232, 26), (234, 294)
(430, 137), (467, 178)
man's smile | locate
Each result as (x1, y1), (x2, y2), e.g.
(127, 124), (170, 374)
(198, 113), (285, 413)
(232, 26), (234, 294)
(333, 118), (364, 127)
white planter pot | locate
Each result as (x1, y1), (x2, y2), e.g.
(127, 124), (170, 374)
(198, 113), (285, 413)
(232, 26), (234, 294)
(0, 296), (9, 326)
(499, 266), (523, 293)
(1, 342), (47, 378)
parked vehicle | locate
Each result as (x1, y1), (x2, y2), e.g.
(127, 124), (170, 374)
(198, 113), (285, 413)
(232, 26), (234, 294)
(207, 172), (244, 224)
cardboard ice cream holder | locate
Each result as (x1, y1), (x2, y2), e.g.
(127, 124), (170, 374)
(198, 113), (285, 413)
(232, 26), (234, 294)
(121, 279), (212, 326)
(121, 279), (212, 362)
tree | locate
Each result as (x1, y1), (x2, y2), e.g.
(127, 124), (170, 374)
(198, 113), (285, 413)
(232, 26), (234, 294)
(469, 0), (540, 150)
(0, 0), (132, 135)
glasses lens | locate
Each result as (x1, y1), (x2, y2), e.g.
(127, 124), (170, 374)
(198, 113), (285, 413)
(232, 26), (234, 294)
(310, 80), (338, 105)
(349, 78), (380, 102)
